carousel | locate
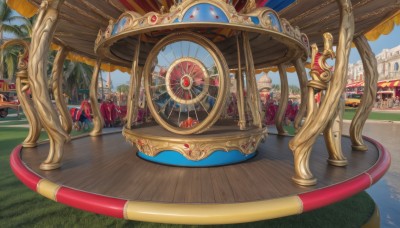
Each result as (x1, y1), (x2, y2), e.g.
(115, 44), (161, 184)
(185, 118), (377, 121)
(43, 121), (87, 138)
(6, 0), (396, 225)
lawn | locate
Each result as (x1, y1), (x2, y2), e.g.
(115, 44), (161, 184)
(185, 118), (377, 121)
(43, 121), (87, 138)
(344, 108), (400, 121)
(0, 127), (376, 227)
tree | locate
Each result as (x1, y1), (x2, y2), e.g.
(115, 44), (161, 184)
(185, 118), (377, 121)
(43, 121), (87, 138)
(0, 0), (32, 42)
(116, 84), (129, 93)
(0, 1), (33, 80)
(289, 85), (301, 95)
(63, 60), (94, 103)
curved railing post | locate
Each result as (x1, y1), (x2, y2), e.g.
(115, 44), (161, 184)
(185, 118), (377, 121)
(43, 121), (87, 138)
(289, 0), (354, 186)
(126, 36), (141, 129)
(28, 0), (69, 170)
(2, 40), (42, 147)
(276, 64), (289, 135)
(293, 58), (308, 132)
(90, 59), (104, 136)
(350, 35), (378, 151)
(51, 46), (72, 134)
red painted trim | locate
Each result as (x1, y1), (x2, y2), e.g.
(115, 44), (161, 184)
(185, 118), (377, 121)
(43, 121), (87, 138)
(56, 187), (126, 218)
(257, 0), (269, 7)
(299, 174), (371, 212)
(118, 0), (134, 11)
(9, 145), (41, 191)
(363, 136), (391, 184)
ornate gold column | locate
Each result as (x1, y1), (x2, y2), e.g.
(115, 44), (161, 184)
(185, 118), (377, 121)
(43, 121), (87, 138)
(293, 58), (308, 132)
(28, 0), (69, 170)
(276, 64), (289, 135)
(350, 35), (378, 151)
(289, 0), (354, 186)
(2, 40), (42, 148)
(51, 46), (72, 134)
(236, 34), (246, 130)
(242, 32), (262, 128)
(323, 98), (348, 166)
(126, 37), (141, 129)
(89, 59), (104, 136)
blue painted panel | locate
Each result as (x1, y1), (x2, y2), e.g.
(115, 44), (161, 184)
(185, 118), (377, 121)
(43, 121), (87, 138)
(112, 17), (127, 35)
(265, 0), (296, 12)
(182, 3), (229, 23)
(250, 16), (260, 25)
(137, 150), (256, 167)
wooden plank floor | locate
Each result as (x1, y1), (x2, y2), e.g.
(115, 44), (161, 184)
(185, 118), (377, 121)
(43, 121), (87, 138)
(21, 133), (379, 204)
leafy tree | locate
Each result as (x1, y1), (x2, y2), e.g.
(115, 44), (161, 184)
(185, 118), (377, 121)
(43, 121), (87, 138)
(116, 84), (129, 93)
(63, 60), (94, 103)
(0, 0), (33, 80)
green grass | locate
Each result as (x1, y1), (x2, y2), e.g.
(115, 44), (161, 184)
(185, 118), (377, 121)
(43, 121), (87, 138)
(0, 120), (29, 126)
(344, 108), (400, 121)
(0, 127), (375, 227)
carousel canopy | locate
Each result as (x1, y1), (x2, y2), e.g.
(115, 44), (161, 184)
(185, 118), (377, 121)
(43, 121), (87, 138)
(7, 0), (400, 70)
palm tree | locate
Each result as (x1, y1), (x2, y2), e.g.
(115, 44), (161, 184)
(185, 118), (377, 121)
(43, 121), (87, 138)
(0, 0), (33, 80)
(63, 60), (94, 103)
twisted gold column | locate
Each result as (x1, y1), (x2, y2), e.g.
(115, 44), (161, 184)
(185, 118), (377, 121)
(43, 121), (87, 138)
(51, 46), (72, 134)
(3, 40), (42, 148)
(350, 35), (378, 151)
(276, 64), (289, 135)
(293, 58), (308, 132)
(90, 59), (104, 136)
(126, 37), (141, 129)
(242, 32), (262, 128)
(28, 0), (69, 170)
(323, 98), (347, 166)
(289, 0), (354, 186)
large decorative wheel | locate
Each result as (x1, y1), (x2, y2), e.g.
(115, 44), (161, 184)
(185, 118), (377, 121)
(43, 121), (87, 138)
(144, 32), (229, 135)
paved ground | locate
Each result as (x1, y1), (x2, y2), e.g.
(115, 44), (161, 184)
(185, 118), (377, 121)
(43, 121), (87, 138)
(342, 121), (400, 228)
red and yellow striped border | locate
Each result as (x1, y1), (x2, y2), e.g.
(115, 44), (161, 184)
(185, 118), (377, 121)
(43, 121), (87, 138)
(10, 136), (390, 224)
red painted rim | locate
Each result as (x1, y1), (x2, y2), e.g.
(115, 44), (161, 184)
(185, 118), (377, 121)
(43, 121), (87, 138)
(10, 135), (391, 219)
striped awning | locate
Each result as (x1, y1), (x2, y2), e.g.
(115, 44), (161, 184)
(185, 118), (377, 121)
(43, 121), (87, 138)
(377, 80), (400, 88)
(346, 81), (364, 88)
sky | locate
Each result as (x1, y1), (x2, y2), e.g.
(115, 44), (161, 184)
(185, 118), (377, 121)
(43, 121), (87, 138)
(109, 25), (400, 89)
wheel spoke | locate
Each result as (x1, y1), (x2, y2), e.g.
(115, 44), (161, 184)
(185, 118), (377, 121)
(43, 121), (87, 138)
(158, 96), (173, 114)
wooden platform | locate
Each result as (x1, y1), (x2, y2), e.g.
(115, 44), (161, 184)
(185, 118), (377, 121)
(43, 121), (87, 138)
(21, 132), (379, 204)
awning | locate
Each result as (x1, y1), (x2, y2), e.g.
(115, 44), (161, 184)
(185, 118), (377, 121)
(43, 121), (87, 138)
(377, 91), (394, 94)
(346, 81), (364, 88)
(377, 80), (400, 88)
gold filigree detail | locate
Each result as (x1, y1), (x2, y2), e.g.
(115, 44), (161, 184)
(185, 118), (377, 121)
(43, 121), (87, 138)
(123, 127), (267, 161)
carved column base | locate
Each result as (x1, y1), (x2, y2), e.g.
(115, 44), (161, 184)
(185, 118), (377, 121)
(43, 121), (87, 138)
(352, 144), (368, 151)
(328, 158), (348, 166)
(292, 176), (317, 186)
(23, 142), (38, 148)
(278, 131), (289, 136)
(90, 131), (103, 137)
(40, 162), (61, 171)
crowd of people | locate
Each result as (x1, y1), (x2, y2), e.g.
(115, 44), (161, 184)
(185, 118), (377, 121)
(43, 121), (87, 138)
(225, 93), (300, 126)
(376, 95), (400, 109)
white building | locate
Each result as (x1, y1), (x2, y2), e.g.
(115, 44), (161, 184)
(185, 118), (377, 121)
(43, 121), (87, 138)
(347, 45), (400, 82)
(347, 45), (400, 99)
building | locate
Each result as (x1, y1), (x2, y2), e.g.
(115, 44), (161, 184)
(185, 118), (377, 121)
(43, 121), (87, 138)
(257, 73), (273, 104)
(347, 45), (400, 98)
